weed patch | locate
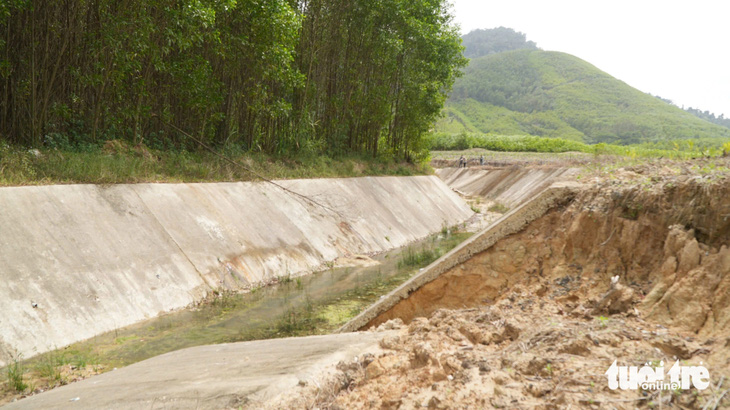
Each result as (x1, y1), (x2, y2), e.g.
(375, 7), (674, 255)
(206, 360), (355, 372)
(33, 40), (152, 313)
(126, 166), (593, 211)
(6, 357), (28, 392)
(397, 246), (440, 269)
(0, 143), (431, 186)
(488, 202), (510, 214)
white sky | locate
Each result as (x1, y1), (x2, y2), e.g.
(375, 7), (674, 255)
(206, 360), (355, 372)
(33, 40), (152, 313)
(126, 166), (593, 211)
(449, 0), (730, 118)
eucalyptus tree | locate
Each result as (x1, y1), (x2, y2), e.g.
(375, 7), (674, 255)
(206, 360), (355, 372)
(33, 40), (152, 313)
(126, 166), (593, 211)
(1, 0), (465, 160)
(0, 0), (301, 149)
(293, 0), (466, 159)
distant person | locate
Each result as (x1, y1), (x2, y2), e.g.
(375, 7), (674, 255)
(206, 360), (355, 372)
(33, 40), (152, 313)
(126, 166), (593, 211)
(479, 155), (484, 166)
(458, 155), (466, 168)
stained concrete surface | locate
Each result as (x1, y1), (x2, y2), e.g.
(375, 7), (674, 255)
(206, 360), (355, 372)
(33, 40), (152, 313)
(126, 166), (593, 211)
(436, 167), (578, 207)
(1, 331), (393, 409)
(0, 176), (471, 366)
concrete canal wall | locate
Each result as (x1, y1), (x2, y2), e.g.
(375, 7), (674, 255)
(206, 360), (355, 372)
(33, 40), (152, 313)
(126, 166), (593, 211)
(0, 176), (472, 366)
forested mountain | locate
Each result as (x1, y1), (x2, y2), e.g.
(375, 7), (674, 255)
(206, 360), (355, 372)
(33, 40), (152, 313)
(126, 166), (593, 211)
(0, 0), (466, 159)
(438, 48), (730, 145)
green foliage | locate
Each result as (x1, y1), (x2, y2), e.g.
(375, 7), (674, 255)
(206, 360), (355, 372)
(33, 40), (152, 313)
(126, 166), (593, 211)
(427, 132), (588, 153)
(437, 101), (586, 141)
(273, 298), (324, 336)
(461, 27), (538, 59)
(34, 351), (64, 383)
(397, 246), (440, 269)
(0, 141), (37, 183)
(443, 49), (730, 145)
(0, 0), (28, 24)
(0, 0), (302, 150)
(426, 132), (727, 160)
(6, 356), (28, 392)
(0, 143), (431, 186)
(681, 105), (730, 129)
(487, 202), (509, 214)
(296, 0), (467, 160)
(0, 0), (465, 162)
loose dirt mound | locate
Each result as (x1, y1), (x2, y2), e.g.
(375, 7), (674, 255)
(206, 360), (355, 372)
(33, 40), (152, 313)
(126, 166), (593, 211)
(276, 162), (730, 409)
(291, 307), (719, 409)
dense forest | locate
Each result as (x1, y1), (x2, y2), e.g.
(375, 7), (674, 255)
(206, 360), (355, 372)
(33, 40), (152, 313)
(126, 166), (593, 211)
(0, 0), (466, 160)
(460, 27), (537, 59)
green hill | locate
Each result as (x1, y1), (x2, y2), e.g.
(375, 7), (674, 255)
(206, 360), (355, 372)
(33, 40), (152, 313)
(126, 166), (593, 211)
(439, 49), (730, 145)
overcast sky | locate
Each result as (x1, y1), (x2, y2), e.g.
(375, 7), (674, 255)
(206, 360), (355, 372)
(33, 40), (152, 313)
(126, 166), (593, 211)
(449, 0), (730, 118)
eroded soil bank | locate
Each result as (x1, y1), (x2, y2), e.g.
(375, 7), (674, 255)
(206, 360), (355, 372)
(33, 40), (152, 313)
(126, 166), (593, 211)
(278, 160), (730, 409)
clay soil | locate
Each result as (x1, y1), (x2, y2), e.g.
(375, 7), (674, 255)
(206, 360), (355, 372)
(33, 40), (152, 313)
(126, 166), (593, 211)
(275, 159), (730, 409)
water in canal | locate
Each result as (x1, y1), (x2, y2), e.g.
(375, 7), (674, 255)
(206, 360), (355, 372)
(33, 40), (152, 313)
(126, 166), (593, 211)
(0, 230), (473, 406)
(29, 231), (472, 374)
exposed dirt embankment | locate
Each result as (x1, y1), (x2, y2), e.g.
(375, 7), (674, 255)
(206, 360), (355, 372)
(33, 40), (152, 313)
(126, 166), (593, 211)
(284, 166), (730, 409)
(373, 174), (730, 338)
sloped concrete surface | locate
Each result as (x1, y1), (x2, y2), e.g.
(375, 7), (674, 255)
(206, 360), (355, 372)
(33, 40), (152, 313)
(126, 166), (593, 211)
(0, 176), (471, 366)
(1, 331), (392, 410)
(436, 167), (578, 207)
